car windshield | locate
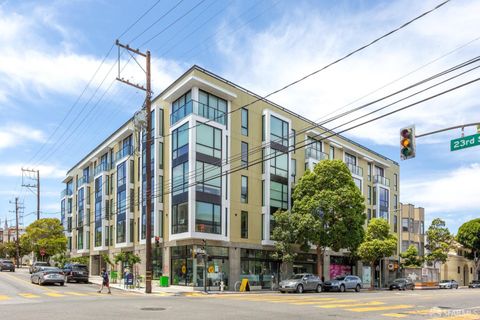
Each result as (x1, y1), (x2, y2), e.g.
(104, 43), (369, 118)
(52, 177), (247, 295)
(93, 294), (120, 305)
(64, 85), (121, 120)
(440, 280), (450, 283)
(291, 274), (305, 280)
(334, 276), (345, 281)
(393, 279), (405, 283)
(42, 267), (61, 272)
(36, 262), (49, 266)
(73, 265), (88, 271)
(2, 261), (13, 264)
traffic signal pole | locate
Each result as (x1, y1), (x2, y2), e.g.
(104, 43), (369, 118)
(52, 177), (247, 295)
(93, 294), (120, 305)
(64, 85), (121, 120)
(415, 122), (480, 138)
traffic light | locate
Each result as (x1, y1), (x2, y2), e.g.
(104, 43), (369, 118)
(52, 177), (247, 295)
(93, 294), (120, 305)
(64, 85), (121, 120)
(400, 125), (416, 160)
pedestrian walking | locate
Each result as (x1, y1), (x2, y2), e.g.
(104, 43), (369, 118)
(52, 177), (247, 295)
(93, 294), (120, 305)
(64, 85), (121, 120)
(98, 268), (111, 294)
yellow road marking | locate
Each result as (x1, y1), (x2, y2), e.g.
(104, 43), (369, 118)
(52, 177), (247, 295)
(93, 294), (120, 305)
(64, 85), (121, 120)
(291, 298), (342, 305)
(44, 292), (66, 298)
(0, 295), (11, 301)
(0, 272), (56, 292)
(430, 315), (480, 320)
(382, 313), (408, 318)
(405, 309), (434, 315)
(317, 301), (384, 309)
(64, 292), (88, 296)
(347, 304), (414, 312)
(19, 293), (40, 299)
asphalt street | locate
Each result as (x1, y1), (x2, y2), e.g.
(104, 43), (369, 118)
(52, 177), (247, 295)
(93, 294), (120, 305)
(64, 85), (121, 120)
(1, 268), (480, 320)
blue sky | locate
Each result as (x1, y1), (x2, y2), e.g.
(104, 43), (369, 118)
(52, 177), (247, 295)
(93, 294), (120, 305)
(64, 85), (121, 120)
(0, 0), (479, 234)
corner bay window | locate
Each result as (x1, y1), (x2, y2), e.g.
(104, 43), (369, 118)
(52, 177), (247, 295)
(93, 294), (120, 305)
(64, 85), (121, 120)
(116, 162), (127, 243)
(172, 123), (189, 160)
(172, 162), (189, 196)
(270, 181), (288, 210)
(196, 123), (222, 158)
(198, 90), (227, 125)
(195, 201), (221, 234)
(270, 115), (289, 147)
(196, 161), (221, 195)
(378, 187), (389, 220)
(270, 150), (288, 178)
(172, 202), (188, 234)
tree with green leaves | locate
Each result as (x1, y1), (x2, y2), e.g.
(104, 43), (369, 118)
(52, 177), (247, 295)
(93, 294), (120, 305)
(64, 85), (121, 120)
(424, 218), (453, 268)
(22, 218), (67, 260)
(292, 160), (366, 277)
(400, 245), (423, 268)
(358, 218), (397, 288)
(457, 218), (480, 280)
(272, 210), (302, 279)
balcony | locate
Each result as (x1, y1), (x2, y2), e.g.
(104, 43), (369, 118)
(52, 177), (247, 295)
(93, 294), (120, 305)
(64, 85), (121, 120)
(60, 188), (73, 198)
(374, 175), (390, 187)
(115, 145), (134, 163)
(305, 147), (329, 162)
(347, 163), (363, 176)
(78, 175), (90, 187)
(94, 162), (110, 176)
(170, 100), (226, 126)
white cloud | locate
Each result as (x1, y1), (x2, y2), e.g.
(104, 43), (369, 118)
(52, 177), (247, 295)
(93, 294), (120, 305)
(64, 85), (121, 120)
(402, 163), (480, 214)
(215, 0), (480, 147)
(0, 124), (45, 149)
(0, 163), (66, 179)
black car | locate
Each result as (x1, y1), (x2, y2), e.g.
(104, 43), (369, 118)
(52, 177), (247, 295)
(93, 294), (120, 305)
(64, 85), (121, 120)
(63, 263), (89, 283)
(389, 278), (415, 291)
(0, 260), (15, 272)
(468, 280), (480, 288)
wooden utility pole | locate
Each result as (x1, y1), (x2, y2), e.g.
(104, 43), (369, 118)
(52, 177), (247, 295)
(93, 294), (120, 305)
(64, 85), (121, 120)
(21, 168), (40, 220)
(115, 40), (153, 294)
(9, 197), (21, 267)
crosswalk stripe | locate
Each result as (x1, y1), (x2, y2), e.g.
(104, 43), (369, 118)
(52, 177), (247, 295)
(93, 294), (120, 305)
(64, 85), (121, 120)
(317, 301), (384, 309)
(291, 298), (341, 305)
(44, 292), (66, 298)
(64, 292), (88, 296)
(19, 293), (40, 299)
(347, 304), (414, 312)
(0, 295), (11, 301)
(382, 313), (408, 318)
(430, 315), (480, 320)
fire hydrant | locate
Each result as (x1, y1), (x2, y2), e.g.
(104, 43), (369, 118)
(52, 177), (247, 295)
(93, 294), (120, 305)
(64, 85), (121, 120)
(220, 281), (225, 292)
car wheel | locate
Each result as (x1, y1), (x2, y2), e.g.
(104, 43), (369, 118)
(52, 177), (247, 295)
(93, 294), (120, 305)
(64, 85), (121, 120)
(340, 285), (346, 293)
(355, 284), (361, 292)
(296, 284), (304, 294)
(38, 278), (42, 286)
(316, 285), (322, 293)
(60, 282), (64, 286)
(280, 290), (286, 294)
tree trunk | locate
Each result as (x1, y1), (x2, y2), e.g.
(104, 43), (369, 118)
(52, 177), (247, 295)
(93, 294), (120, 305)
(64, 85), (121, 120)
(316, 246), (324, 279)
(370, 262), (375, 290)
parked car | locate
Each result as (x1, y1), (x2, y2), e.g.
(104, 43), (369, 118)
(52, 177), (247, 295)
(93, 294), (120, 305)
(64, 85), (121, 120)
(439, 279), (459, 289)
(279, 273), (323, 293)
(31, 267), (65, 286)
(63, 263), (89, 283)
(468, 280), (480, 288)
(389, 278), (415, 291)
(323, 275), (362, 292)
(29, 261), (50, 274)
(0, 260), (15, 272)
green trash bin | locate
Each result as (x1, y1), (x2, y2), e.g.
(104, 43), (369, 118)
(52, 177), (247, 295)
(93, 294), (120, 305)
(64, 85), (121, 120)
(160, 276), (169, 287)
(110, 271), (118, 283)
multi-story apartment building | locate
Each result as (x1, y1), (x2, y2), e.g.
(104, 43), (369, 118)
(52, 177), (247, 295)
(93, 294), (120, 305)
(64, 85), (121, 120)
(61, 65), (399, 289)
(399, 203), (425, 256)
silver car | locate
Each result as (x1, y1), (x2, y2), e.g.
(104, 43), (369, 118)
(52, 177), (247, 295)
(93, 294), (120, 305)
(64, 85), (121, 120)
(323, 275), (362, 292)
(279, 273), (323, 293)
(31, 267), (65, 286)
(439, 279), (459, 289)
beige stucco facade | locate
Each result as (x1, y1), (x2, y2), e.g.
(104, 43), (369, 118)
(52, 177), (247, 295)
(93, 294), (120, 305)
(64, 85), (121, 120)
(399, 203), (425, 256)
(62, 65), (400, 288)
(440, 243), (476, 286)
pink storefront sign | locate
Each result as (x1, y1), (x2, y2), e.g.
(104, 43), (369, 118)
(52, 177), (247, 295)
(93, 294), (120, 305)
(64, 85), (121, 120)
(329, 264), (351, 279)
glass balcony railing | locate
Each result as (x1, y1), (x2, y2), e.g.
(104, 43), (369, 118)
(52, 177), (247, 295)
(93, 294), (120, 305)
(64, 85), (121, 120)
(374, 175), (390, 187)
(78, 175), (90, 186)
(347, 163), (363, 176)
(94, 162), (110, 176)
(305, 147), (329, 162)
(60, 189), (73, 198)
(115, 145), (134, 163)
(170, 100), (226, 126)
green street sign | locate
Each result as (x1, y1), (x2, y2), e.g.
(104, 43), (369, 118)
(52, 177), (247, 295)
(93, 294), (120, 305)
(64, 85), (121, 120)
(450, 133), (480, 151)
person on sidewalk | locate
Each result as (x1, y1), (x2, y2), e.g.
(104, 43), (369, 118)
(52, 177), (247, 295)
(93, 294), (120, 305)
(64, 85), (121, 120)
(98, 268), (111, 294)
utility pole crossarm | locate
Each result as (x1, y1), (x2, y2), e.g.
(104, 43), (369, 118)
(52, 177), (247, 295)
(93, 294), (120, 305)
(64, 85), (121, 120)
(416, 122), (480, 138)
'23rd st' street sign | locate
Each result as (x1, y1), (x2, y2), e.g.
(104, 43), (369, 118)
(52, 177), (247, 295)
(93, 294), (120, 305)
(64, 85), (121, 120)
(450, 133), (480, 151)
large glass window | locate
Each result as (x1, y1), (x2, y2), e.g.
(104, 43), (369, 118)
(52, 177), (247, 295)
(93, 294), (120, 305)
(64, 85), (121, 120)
(378, 187), (389, 220)
(196, 123), (221, 159)
(270, 150), (288, 178)
(270, 116), (289, 147)
(241, 176), (248, 203)
(171, 91), (192, 125)
(241, 142), (248, 168)
(196, 161), (221, 195)
(172, 162), (189, 196)
(77, 188), (84, 228)
(198, 90), (227, 125)
(172, 202), (188, 234)
(241, 211), (248, 239)
(117, 162), (127, 243)
(329, 146), (335, 160)
(94, 176), (102, 247)
(270, 181), (288, 210)
(241, 108), (248, 136)
(402, 218), (409, 232)
(172, 123), (189, 160)
(353, 177), (362, 192)
(195, 201), (221, 234)
(345, 152), (357, 165)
